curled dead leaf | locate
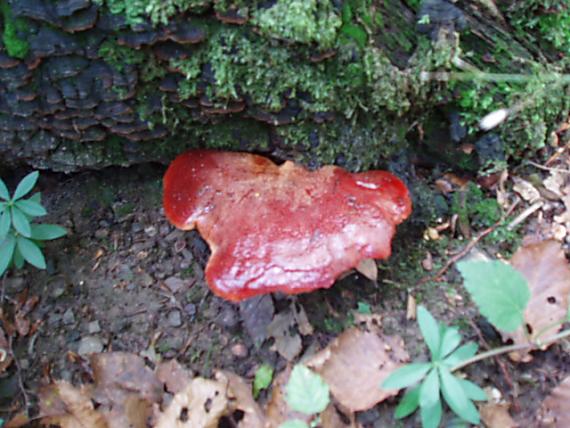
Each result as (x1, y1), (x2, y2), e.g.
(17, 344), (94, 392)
(513, 177), (541, 203)
(537, 376), (570, 427)
(504, 240), (570, 362)
(355, 258), (378, 281)
(156, 359), (193, 394)
(267, 311), (302, 361)
(217, 371), (266, 428)
(480, 402), (517, 428)
(155, 377), (229, 428)
(39, 381), (106, 428)
(306, 328), (409, 412)
(0, 326), (12, 373)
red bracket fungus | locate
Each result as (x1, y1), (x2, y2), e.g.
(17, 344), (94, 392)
(163, 150), (412, 302)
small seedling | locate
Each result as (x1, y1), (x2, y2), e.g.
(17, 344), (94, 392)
(0, 171), (67, 277)
(383, 306), (486, 428)
(280, 365), (330, 428)
(384, 258), (570, 427)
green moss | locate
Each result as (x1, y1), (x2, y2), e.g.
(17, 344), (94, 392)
(508, 0), (570, 55)
(98, 39), (146, 72)
(451, 183), (500, 229)
(0, 1), (30, 59)
(251, 0), (341, 49)
(95, 0), (211, 26)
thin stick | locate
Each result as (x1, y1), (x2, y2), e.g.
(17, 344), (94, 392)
(526, 160), (570, 174)
(507, 201), (544, 230)
(467, 318), (514, 391)
(9, 336), (30, 410)
(452, 328), (570, 372)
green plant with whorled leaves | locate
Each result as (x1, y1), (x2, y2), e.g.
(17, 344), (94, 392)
(0, 171), (67, 277)
(384, 260), (570, 427)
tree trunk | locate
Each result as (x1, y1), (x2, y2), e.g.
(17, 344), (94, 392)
(0, 0), (566, 172)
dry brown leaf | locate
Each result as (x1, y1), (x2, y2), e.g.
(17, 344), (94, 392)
(543, 171), (566, 198)
(513, 177), (541, 203)
(355, 258), (378, 281)
(292, 302), (314, 336)
(267, 311), (302, 361)
(264, 367), (312, 428)
(504, 240), (570, 362)
(39, 381), (106, 428)
(320, 402), (357, 428)
(155, 377), (229, 428)
(480, 402), (517, 428)
(217, 371), (266, 428)
(90, 353), (162, 428)
(0, 326), (12, 373)
(306, 328), (409, 412)
(4, 411), (30, 428)
(537, 376), (570, 427)
(156, 359), (193, 394)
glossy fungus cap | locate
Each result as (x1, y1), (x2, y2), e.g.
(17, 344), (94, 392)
(163, 150), (412, 302)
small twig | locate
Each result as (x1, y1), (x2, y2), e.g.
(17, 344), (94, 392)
(467, 318), (514, 390)
(452, 328), (570, 372)
(466, 318), (518, 412)
(507, 201), (544, 230)
(526, 160), (570, 174)
(418, 199), (520, 285)
(9, 336), (30, 411)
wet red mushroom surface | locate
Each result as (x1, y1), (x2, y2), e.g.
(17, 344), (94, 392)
(163, 150), (412, 301)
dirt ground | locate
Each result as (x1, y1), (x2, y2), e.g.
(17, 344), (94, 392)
(1, 160), (570, 427)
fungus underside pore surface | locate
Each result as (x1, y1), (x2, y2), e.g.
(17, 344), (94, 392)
(163, 150), (412, 301)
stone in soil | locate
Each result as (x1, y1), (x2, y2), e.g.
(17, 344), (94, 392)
(78, 335), (104, 355)
(88, 320), (101, 334)
(62, 308), (75, 325)
(167, 310), (182, 327)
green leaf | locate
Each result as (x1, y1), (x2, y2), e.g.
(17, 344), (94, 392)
(383, 363), (432, 390)
(11, 207), (31, 237)
(15, 199), (46, 217)
(279, 420), (309, 428)
(443, 342), (478, 367)
(16, 236), (46, 269)
(394, 386), (420, 419)
(458, 260), (530, 332)
(357, 301), (372, 314)
(0, 201), (6, 214)
(13, 245), (24, 269)
(29, 192), (41, 204)
(286, 365), (330, 415)
(440, 326), (462, 359)
(0, 235), (16, 277)
(419, 369), (440, 409)
(253, 364), (274, 398)
(0, 178), (9, 201)
(13, 171), (39, 200)
(439, 367), (480, 424)
(417, 306), (442, 360)
(0, 211), (10, 239)
(340, 23), (368, 48)
(420, 399), (442, 428)
(458, 379), (487, 402)
(31, 224), (67, 241)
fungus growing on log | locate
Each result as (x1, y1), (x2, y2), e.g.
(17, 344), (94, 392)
(163, 150), (412, 302)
